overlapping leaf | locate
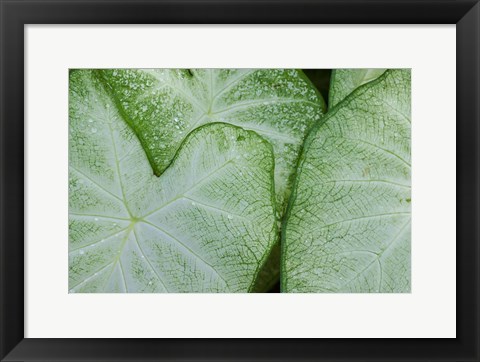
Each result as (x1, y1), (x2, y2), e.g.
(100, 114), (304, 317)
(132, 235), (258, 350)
(97, 69), (325, 210)
(282, 69), (411, 293)
(329, 69), (386, 107)
(69, 70), (277, 293)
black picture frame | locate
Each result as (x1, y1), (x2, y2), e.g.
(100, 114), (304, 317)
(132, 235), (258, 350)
(1, 0), (478, 361)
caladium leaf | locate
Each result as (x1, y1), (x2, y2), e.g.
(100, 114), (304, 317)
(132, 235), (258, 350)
(282, 69), (411, 293)
(329, 69), (386, 107)
(69, 70), (277, 293)
(96, 69), (325, 210)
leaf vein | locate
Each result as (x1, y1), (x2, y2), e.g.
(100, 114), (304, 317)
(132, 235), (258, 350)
(141, 220), (229, 288)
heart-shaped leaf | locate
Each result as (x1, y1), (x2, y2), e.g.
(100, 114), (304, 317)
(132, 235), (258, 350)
(282, 69), (411, 293)
(69, 70), (277, 293)
(97, 69), (325, 210)
(329, 69), (386, 107)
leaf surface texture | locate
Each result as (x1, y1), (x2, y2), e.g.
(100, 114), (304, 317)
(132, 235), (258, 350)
(282, 69), (411, 293)
(329, 69), (386, 107)
(97, 69), (325, 210)
(69, 70), (277, 293)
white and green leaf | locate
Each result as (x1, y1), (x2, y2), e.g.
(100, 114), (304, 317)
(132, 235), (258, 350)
(329, 69), (386, 107)
(282, 69), (411, 293)
(69, 70), (277, 293)
(97, 69), (325, 210)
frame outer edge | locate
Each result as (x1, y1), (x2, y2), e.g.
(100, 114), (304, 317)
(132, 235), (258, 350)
(0, 0), (26, 360)
(0, 0), (479, 361)
(457, 2), (480, 360)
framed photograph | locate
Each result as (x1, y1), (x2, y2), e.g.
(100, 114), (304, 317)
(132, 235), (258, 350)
(1, 0), (478, 361)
